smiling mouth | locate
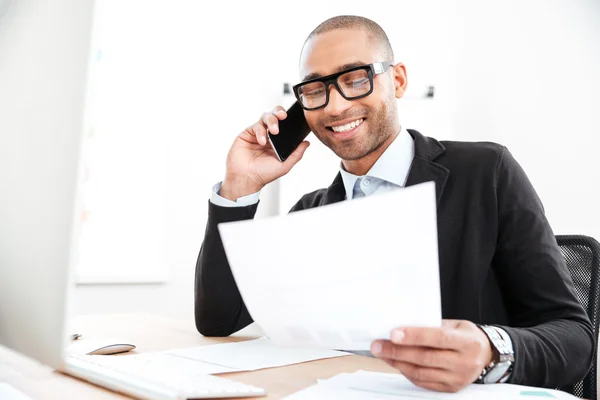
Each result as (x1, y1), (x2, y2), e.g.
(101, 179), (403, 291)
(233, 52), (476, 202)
(327, 118), (365, 133)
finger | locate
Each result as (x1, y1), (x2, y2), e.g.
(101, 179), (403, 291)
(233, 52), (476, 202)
(385, 360), (459, 389)
(372, 341), (459, 369)
(371, 340), (401, 360)
(390, 326), (467, 350)
(273, 106), (287, 120)
(251, 123), (268, 146)
(281, 141), (310, 169)
(261, 112), (280, 135)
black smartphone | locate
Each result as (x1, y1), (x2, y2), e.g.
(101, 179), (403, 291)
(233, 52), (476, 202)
(267, 101), (311, 162)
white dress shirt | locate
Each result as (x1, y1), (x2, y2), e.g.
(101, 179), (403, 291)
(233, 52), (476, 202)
(210, 127), (415, 206)
(339, 126), (414, 200)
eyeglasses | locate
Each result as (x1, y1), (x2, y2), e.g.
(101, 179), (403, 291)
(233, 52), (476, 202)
(292, 61), (392, 111)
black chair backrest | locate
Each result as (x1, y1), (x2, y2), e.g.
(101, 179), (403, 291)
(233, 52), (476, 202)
(556, 235), (600, 400)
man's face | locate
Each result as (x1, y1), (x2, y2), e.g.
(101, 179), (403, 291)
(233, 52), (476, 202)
(299, 28), (402, 161)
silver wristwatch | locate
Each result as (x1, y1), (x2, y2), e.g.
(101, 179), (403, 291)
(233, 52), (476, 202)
(476, 325), (514, 384)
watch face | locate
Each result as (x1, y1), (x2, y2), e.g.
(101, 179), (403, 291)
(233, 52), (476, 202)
(484, 361), (511, 384)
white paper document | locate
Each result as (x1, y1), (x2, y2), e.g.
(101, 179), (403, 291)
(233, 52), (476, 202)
(284, 370), (581, 399)
(218, 182), (442, 350)
(77, 338), (348, 376)
(165, 337), (349, 371)
(75, 351), (239, 375)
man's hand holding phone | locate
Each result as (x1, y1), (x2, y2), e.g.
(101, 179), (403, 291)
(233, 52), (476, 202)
(219, 105), (311, 202)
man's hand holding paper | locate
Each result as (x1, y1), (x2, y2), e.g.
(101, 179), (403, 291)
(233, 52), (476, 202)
(371, 320), (494, 393)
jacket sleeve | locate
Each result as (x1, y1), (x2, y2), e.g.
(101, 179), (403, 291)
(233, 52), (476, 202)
(194, 200), (258, 336)
(491, 147), (595, 388)
(194, 189), (316, 337)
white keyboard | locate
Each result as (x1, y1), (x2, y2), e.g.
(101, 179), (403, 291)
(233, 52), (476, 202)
(65, 354), (266, 400)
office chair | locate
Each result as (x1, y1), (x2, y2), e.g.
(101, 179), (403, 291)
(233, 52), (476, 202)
(556, 235), (600, 400)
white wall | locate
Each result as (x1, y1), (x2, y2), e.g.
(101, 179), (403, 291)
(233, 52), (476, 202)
(451, 0), (600, 241)
(73, 0), (600, 323)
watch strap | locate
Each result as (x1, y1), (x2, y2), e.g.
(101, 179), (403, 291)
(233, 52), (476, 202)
(477, 325), (514, 384)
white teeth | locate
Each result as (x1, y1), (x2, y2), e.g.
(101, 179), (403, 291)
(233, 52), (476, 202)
(332, 119), (363, 133)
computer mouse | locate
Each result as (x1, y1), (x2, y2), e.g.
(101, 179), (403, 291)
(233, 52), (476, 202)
(88, 343), (136, 355)
(68, 339), (136, 356)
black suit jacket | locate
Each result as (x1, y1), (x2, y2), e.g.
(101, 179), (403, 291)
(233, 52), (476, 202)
(195, 129), (594, 388)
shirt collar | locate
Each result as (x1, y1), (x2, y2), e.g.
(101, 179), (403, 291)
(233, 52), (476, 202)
(339, 126), (415, 200)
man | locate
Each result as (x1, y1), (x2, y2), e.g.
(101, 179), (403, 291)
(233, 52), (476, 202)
(195, 15), (594, 393)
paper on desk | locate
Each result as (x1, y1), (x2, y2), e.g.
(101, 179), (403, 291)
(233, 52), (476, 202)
(283, 384), (393, 400)
(166, 337), (349, 372)
(75, 352), (239, 375)
(284, 370), (581, 399)
(83, 337), (347, 376)
(317, 370), (502, 399)
(218, 181), (442, 350)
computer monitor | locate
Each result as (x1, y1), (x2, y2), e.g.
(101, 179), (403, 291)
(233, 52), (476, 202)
(0, 0), (95, 369)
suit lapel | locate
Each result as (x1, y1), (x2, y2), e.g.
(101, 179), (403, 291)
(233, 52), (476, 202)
(323, 173), (346, 204)
(406, 130), (462, 318)
(405, 129), (449, 205)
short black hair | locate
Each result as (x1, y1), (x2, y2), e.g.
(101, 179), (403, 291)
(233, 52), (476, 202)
(302, 15), (394, 62)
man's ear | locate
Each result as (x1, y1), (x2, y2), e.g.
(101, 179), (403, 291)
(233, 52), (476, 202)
(392, 62), (408, 99)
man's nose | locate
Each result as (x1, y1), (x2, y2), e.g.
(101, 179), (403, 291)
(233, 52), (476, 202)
(324, 85), (352, 116)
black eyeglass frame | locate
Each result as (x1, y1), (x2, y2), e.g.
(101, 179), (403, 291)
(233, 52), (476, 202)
(292, 61), (393, 111)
